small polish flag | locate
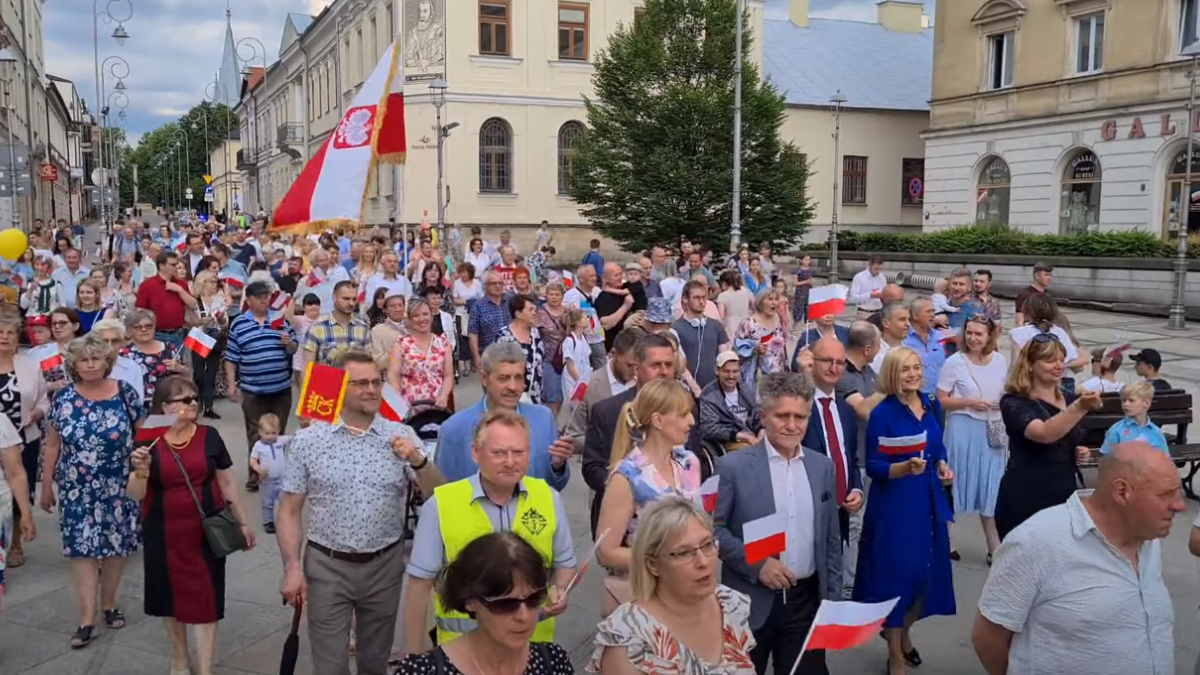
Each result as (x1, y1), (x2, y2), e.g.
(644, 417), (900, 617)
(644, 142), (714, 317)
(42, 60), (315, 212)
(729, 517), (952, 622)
(807, 285), (848, 319)
(799, 598), (900, 655)
(356, 288), (366, 305)
(219, 273), (245, 290)
(175, 240), (187, 253)
(32, 344), (62, 372)
(759, 332), (774, 344)
(135, 414), (178, 443)
(183, 327), (217, 358)
(306, 269), (326, 287)
(878, 432), (927, 458)
(561, 270), (574, 290)
(743, 512), (786, 565)
(696, 475), (720, 514)
(268, 291), (291, 312)
(570, 382), (588, 403)
(1106, 342), (1132, 360)
(380, 382), (410, 422)
(269, 310), (288, 330)
(566, 529), (609, 595)
(936, 329), (957, 348)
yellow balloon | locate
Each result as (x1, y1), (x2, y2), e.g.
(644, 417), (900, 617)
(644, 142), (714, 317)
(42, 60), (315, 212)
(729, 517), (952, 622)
(0, 229), (28, 261)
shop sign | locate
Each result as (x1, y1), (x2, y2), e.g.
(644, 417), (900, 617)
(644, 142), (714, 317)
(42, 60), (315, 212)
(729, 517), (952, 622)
(1100, 112), (1200, 141)
(1070, 151), (1098, 180)
(39, 163), (58, 182)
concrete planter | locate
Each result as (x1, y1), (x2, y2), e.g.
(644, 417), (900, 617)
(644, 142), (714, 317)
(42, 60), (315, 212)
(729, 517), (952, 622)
(801, 251), (1200, 319)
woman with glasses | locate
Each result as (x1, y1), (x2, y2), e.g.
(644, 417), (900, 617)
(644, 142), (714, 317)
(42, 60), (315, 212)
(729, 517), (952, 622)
(935, 315), (1007, 565)
(995, 333), (1101, 541)
(497, 294), (546, 404)
(393, 531), (574, 675)
(596, 380), (701, 615)
(121, 309), (190, 403)
(389, 298), (454, 410)
(0, 316), (48, 569)
(1008, 293), (1087, 395)
(125, 376), (254, 675)
(590, 497), (754, 675)
(39, 334), (143, 649)
(42, 308), (83, 392)
(464, 238), (491, 278)
(855, 347), (955, 675)
(191, 272), (229, 419)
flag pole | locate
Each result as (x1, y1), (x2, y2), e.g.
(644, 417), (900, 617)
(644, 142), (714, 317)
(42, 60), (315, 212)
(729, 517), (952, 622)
(788, 601), (824, 675)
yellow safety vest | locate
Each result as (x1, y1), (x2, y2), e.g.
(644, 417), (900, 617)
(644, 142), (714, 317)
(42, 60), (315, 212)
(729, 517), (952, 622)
(433, 476), (557, 645)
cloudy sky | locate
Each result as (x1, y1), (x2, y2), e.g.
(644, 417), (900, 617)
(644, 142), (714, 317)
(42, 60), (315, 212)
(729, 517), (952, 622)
(44, 0), (932, 145)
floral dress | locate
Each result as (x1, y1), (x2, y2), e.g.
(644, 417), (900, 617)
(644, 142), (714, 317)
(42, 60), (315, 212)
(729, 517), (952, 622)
(498, 324), (544, 404)
(793, 268), (812, 322)
(120, 342), (179, 403)
(588, 585), (756, 675)
(50, 381), (142, 558)
(735, 316), (788, 382)
(613, 446), (702, 544)
(395, 332), (452, 405)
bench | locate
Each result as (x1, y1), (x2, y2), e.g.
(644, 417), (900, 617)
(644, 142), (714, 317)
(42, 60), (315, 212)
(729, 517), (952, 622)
(1078, 389), (1200, 499)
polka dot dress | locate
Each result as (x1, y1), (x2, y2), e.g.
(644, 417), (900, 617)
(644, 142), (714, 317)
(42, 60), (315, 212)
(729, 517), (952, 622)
(393, 643), (574, 675)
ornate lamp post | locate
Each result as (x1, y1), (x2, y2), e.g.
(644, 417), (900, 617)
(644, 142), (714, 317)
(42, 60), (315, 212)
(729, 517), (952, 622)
(93, 0), (133, 233)
(828, 90), (847, 284)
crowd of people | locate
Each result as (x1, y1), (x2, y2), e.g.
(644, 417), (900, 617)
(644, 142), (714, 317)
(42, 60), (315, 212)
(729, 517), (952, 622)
(0, 216), (1192, 675)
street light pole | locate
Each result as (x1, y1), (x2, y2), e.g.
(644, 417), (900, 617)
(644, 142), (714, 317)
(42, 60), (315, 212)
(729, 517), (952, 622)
(1170, 46), (1200, 330)
(93, 0), (132, 233)
(430, 78), (450, 245)
(730, 0), (744, 253)
(828, 90), (847, 284)
(4, 87), (17, 230)
(237, 36), (267, 214)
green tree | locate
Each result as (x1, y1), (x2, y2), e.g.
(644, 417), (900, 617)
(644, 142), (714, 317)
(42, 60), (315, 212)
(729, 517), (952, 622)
(120, 101), (239, 211)
(568, 0), (812, 254)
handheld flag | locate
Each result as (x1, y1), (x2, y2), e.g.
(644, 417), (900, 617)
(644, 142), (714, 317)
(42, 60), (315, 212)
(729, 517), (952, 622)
(269, 310), (288, 330)
(305, 269), (326, 288)
(183, 327), (217, 358)
(696, 475), (720, 514)
(175, 240), (188, 254)
(743, 512), (786, 565)
(878, 432), (927, 458)
(269, 290), (292, 312)
(31, 344), (62, 372)
(296, 363), (348, 424)
(380, 382), (410, 422)
(565, 529), (609, 595)
(136, 414), (179, 443)
(936, 329), (957, 349)
(807, 285), (848, 319)
(219, 273), (245, 290)
(795, 599), (900, 661)
(570, 382), (588, 403)
(760, 332), (774, 345)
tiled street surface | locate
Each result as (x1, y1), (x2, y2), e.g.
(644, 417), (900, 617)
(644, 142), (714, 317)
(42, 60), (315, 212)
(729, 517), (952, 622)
(3, 301), (1200, 674)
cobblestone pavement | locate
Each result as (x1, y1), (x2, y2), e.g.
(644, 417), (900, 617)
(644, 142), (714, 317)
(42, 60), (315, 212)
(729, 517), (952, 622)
(2, 276), (1200, 673)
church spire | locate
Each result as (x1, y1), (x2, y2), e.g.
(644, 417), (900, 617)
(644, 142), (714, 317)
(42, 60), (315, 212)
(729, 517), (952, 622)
(216, 4), (242, 108)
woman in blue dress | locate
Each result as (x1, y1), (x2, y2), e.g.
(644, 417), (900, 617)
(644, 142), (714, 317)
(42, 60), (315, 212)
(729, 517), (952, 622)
(39, 334), (143, 649)
(854, 347), (956, 675)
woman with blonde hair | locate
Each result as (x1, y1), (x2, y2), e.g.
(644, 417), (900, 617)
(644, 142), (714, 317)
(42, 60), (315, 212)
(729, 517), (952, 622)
(855, 347), (955, 675)
(589, 498), (755, 675)
(994, 333), (1100, 541)
(74, 280), (114, 334)
(734, 287), (788, 389)
(595, 379), (701, 614)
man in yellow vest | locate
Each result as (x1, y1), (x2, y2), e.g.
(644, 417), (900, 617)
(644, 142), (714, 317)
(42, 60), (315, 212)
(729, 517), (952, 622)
(402, 409), (577, 654)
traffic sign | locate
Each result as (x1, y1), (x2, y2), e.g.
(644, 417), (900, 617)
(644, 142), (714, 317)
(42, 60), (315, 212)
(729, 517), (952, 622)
(185, 188), (194, 198)
(908, 177), (923, 199)
(204, 192), (214, 203)
(202, 174), (213, 185)
(204, 185), (214, 195)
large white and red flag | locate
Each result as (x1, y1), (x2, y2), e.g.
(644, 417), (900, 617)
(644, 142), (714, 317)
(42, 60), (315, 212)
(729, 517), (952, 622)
(270, 41), (407, 234)
(807, 284), (847, 319)
(788, 598), (899, 674)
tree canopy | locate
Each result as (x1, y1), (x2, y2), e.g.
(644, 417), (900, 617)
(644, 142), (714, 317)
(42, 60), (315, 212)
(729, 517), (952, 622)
(120, 101), (238, 210)
(568, 0), (813, 255)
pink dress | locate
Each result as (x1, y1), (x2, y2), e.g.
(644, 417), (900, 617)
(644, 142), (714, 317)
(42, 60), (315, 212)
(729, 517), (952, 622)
(395, 332), (452, 404)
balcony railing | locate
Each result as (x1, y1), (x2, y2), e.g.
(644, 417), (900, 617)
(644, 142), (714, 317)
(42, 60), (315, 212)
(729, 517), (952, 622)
(276, 123), (303, 146)
(236, 148), (256, 171)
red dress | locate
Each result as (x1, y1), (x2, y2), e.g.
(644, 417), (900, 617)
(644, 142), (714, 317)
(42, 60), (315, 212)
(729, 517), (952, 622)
(141, 425), (234, 624)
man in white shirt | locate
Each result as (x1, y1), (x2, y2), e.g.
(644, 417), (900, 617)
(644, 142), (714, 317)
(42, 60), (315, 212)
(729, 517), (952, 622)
(973, 441), (1182, 675)
(364, 251), (413, 305)
(297, 249), (350, 314)
(713, 371), (842, 675)
(563, 264), (605, 370)
(186, 234), (208, 277)
(50, 248), (90, 309)
(849, 255), (887, 320)
(871, 301), (911, 373)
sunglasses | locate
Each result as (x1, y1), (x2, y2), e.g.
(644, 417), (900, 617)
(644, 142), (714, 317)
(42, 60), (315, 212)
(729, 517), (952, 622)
(477, 587), (548, 615)
(1030, 332), (1061, 345)
(168, 396), (199, 405)
(967, 313), (995, 326)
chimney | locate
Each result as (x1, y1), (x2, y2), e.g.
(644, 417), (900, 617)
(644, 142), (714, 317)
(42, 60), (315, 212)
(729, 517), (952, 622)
(790, 0), (808, 28)
(876, 0), (924, 33)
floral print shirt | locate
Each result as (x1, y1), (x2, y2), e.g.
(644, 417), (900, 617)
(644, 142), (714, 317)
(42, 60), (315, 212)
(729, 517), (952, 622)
(612, 446), (701, 544)
(120, 342), (179, 404)
(588, 585), (756, 675)
(395, 332), (452, 405)
(735, 316), (788, 375)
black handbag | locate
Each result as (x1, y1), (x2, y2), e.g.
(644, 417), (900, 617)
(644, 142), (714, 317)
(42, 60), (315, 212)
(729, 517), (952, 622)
(168, 446), (247, 558)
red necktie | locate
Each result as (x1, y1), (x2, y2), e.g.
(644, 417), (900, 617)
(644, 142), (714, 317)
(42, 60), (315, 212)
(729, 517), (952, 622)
(820, 398), (848, 505)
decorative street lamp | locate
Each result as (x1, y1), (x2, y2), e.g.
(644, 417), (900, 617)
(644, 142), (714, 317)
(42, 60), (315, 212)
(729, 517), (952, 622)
(93, 0), (133, 232)
(1169, 42), (1200, 330)
(0, 49), (19, 230)
(828, 90), (847, 284)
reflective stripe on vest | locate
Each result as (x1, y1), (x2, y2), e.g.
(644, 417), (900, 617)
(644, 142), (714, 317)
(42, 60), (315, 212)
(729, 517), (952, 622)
(433, 476), (557, 645)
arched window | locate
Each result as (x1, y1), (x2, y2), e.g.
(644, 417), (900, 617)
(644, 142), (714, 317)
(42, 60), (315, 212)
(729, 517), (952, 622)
(975, 157), (1011, 227)
(1166, 147), (1200, 237)
(1060, 150), (1101, 235)
(557, 121), (585, 195)
(479, 118), (512, 194)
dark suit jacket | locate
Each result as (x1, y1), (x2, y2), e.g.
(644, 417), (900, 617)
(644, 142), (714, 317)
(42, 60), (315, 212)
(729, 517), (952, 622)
(712, 442), (843, 630)
(803, 394), (863, 541)
(582, 387), (638, 537)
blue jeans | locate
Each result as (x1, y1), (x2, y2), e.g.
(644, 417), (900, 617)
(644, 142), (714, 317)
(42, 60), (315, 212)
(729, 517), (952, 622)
(260, 479), (283, 525)
(155, 329), (185, 353)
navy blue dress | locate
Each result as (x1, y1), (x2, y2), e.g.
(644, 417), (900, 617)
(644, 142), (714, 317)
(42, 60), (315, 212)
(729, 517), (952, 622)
(853, 393), (956, 628)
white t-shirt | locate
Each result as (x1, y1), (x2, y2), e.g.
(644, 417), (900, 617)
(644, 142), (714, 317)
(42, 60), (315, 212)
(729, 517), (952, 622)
(0, 415), (20, 504)
(660, 276), (685, 313)
(561, 334), (594, 401)
(936, 352), (1008, 422)
(1009, 324), (1079, 364)
(725, 389), (748, 423)
(365, 274), (413, 305)
(563, 286), (603, 345)
(453, 278), (484, 310)
(1080, 377), (1124, 394)
(250, 436), (291, 481)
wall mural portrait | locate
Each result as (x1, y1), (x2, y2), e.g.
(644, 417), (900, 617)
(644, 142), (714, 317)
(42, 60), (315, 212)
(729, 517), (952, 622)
(404, 0), (446, 82)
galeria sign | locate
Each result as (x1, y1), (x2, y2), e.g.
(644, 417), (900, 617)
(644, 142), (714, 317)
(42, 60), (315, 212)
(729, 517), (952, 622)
(1099, 113), (1200, 141)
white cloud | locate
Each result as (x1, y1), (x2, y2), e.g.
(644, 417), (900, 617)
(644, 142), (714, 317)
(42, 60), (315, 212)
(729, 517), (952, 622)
(308, 0), (333, 13)
(150, 107), (190, 117)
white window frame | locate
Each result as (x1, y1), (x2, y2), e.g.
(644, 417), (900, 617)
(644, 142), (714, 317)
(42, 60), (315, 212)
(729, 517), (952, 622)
(1075, 12), (1104, 74)
(1183, 0), (1200, 51)
(988, 32), (1015, 90)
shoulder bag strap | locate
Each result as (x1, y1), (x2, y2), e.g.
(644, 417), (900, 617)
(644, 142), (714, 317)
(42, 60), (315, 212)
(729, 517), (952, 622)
(535, 642), (551, 668)
(433, 647), (448, 675)
(166, 439), (207, 520)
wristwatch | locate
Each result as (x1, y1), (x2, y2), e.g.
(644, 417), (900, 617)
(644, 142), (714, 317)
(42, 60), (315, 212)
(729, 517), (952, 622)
(410, 452), (428, 470)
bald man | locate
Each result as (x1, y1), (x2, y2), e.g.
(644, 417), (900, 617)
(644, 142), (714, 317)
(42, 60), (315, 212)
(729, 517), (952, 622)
(972, 441), (1183, 675)
(865, 284), (905, 330)
(595, 262), (636, 352)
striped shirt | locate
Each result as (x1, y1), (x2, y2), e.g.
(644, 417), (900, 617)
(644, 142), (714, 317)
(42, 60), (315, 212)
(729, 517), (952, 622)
(225, 312), (297, 395)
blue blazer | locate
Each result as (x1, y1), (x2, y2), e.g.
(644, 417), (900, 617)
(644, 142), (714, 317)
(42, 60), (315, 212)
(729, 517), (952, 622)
(803, 395), (863, 496)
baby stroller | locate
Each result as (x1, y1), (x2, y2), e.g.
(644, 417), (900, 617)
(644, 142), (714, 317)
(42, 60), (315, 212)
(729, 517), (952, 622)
(403, 401), (454, 538)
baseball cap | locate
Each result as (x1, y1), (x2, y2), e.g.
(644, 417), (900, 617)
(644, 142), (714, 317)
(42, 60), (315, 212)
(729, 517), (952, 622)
(624, 262), (642, 272)
(1132, 348), (1162, 369)
(716, 350), (740, 368)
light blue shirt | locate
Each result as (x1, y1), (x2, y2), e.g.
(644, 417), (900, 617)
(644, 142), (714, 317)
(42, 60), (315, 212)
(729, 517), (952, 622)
(902, 327), (947, 395)
(51, 266), (91, 309)
(1100, 417), (1169, 456)
(434, 399), (569, 491)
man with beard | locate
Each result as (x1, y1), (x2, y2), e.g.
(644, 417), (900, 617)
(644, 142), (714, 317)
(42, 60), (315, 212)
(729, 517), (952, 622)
(405, 0), (445, 73)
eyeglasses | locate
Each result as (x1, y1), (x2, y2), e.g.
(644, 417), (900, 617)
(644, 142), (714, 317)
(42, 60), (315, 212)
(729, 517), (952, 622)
(348, 377), (384, 389)
(168, 396), (199, 405)
(660, 537), (720, 563)
(50, 321), (70, 328)
(813, 357), (846, 369)
(1030, 332), (1061, 345)
(478, 587), (548, 615)
(132, 323), (154, 331)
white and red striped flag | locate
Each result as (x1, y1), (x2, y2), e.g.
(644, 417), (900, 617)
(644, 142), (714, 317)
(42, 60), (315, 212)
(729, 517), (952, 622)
(878, 432), (927, 459)
(807, 284), (848, 319)
(136, 414), (178, 443)
(789, 598), (899, 672)
(183, 327), (217, 358)
(269, 290), (291, 312)
(380, 382), (410, 422)
(743, 512), (786, 565)
(569, 381), (588, 403)
(269, 309), (288, 330)
(565, 529), (609, 595)
(270, 40), (407, 234)
(696, 475), (720, 514)
(31, 344), (62, 372)
(219, 273), (245, 290)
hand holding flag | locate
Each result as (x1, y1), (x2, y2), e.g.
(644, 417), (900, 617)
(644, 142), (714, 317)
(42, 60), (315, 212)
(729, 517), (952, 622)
(743, 512), (786, 565)
(565, 529), (609, 595)
(136, 414), (179, 443)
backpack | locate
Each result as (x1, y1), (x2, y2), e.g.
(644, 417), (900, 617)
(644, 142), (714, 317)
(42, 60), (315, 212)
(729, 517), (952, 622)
(551, 335), (570, 373)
